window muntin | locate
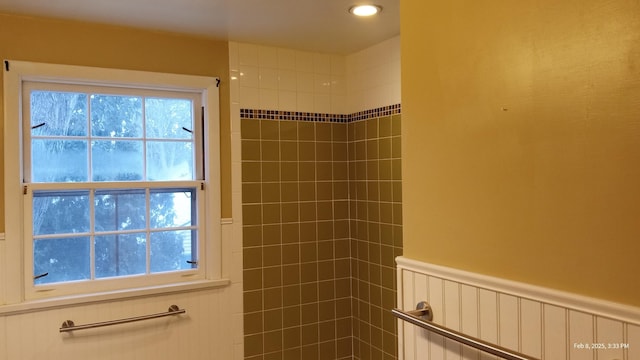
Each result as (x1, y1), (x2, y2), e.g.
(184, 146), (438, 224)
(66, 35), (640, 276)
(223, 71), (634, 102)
(3, 61), (221, 305)
(32, 187), (199, 285)
(27, 86), (200, 183)
(24, 81), (204, 295)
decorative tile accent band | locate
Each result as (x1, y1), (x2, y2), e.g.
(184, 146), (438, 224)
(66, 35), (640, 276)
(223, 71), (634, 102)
(240, 103), (401, 123)
(350, 103), (402, 122)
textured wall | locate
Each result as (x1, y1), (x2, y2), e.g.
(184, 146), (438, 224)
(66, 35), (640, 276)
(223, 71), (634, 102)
(401, 0), (640, 306)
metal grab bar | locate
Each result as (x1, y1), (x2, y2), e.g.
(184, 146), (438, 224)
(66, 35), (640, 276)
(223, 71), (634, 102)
(392, 301), (539, 360)
(60, 304), (186, 333)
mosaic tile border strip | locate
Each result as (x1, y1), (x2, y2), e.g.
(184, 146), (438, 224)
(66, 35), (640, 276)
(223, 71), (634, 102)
(240, 103), (401, 123)
(350, 103), (401, 122)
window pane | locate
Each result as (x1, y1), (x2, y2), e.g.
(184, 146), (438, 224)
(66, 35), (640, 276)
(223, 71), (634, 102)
(33, 191), (90, 235)
(150, 230), (195, 273)
(150, 188), (195, 228)
(95, 233), (146, 278)
(145, 98), (193, 140)
(91, 94), (142, 138)
(146, 141), (194, 180)
(30, 90), (87, 136)
(92, 140), (143, 181)
(34, 237), (90, 284)
(32, 140), (88, 182)
(95, 190), (146, 231)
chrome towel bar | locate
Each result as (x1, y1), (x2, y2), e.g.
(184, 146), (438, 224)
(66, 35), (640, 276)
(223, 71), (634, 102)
(60, 304), (186, 333)
(392, 301), (539, 360)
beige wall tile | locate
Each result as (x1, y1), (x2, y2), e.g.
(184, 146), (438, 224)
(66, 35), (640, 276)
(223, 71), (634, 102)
(243, 225), (263, 247)
(242, 161), (261, 182)
(281, 203), (299, 223)
(316, 123), (332, 141)
(261, 161), (280, 182)
(260, 120), (279, 140)
(298, 122), (315, 140)
(279, 121), (297, 140)
(298, 162), (316, 181)
(298, 141), (316, 161)
(280, 182), (299, 202)
(241, 119), (261, 139)
(281, 223), (300, 243)
(262, 224), (282, 245)
(244, 289), (263, 313)
(242, 140), (261, 161)
(280, 141), (298, 161)
(280, 162), (298, 181)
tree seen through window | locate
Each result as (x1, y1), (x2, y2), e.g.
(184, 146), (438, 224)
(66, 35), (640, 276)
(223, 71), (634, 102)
(29, 89), (199, 285)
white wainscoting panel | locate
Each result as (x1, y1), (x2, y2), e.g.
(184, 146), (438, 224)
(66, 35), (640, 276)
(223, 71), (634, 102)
(543, 304), (567, 359)
(443, 280), (461, 360)
(2, 290), (230, 359)
(628, 324), (640, 359)
(0, 315), (5, 360)
(396, 256), (640, 360)
(520, 298), (542, 358)
(0, 221), (243, 360)
(568, 310), (594, 360)
(460, 284), (479, 360)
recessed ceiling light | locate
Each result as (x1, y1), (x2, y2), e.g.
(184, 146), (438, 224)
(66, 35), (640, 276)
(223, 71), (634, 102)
(349, 4), (382, 17)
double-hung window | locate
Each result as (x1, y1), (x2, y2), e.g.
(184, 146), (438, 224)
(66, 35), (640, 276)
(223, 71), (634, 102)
(3, 61), (221, 302)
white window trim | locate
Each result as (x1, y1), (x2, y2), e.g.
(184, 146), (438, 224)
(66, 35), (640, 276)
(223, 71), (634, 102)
(2, 60), (226, 309)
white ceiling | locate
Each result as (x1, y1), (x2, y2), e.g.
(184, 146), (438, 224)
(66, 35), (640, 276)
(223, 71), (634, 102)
(0, 0), (400, 55)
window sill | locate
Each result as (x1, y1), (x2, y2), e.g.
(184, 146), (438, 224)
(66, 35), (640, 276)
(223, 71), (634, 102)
(0, 278), (230, 316)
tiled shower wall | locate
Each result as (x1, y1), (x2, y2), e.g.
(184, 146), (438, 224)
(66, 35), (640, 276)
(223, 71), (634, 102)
(241, 106), (401, 360)
(241, 113), (352, 360)
(348, 111), (403, 360)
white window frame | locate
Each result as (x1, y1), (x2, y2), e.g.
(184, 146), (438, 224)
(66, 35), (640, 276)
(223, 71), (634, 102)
(2, 60), (225, 307)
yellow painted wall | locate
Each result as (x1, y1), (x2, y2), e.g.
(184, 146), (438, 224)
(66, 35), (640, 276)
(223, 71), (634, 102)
(0, 12), (232, 231)
(401, 0), (640, 306)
